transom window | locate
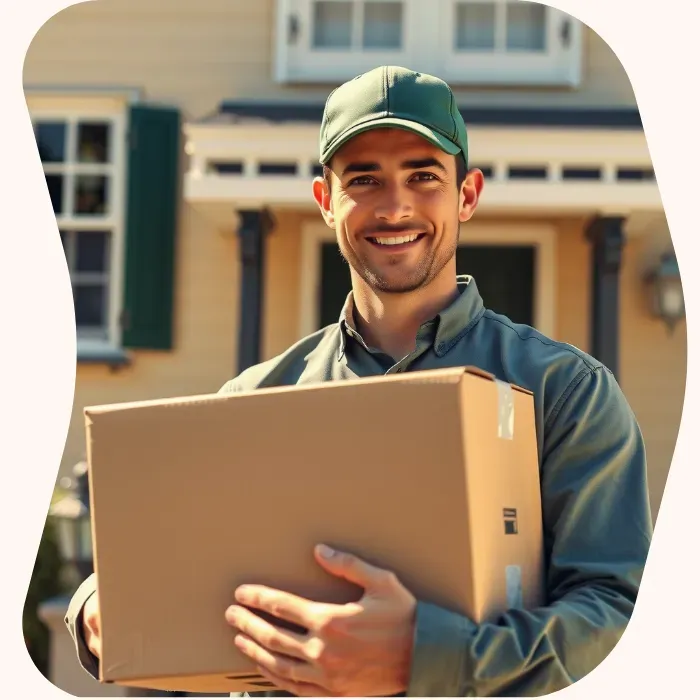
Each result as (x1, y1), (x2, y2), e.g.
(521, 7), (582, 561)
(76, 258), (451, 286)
(276, 0), (581, 86)
(31, 108), (126, 350)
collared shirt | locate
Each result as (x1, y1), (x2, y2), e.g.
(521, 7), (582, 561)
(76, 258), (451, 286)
(64, 276), (653, 697)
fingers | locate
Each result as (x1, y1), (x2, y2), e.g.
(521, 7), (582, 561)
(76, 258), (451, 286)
(225, 605), (308, 661)
(234, 585), (320, 631)
(255, 664), (333, 697)
(83, 595), (102, 659)
(84, 615), (102, 659)
(314, 544), (397, 591)
(233, 634), (322, 686)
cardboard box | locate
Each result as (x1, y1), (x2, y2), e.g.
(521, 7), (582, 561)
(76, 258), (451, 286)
(85, 366), (545, 694)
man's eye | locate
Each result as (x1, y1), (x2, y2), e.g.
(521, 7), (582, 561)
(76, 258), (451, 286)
(348, 176), (375, 186)
(413, 172), (438, 182)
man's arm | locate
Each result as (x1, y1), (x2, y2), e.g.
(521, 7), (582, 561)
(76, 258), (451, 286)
(64, 573), (100, 679)
(406, 365), (653, 697)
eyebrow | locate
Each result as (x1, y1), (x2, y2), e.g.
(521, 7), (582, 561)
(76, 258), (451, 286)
(341, 157), (448, 176)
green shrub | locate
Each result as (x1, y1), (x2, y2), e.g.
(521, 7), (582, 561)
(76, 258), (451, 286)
(23, 517), (65, 678)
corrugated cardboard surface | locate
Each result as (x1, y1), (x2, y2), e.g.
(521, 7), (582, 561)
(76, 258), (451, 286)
(85, 367), (544, 693)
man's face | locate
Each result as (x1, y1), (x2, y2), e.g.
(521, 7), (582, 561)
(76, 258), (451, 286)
(313, 128), (482, 295)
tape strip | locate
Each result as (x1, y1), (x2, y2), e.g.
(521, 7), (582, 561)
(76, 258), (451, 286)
(506, 565), (524, 609)
(495, 379), (515, 440)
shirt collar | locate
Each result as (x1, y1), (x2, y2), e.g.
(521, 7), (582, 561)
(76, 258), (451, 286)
(337, 275), (485, 360)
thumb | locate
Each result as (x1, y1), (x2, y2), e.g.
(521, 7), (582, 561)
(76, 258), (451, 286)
(314, 544), (394, 592)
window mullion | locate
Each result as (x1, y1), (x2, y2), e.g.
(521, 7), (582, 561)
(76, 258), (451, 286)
(496, 0), (507, 52)
(353, 0), (363, 49)
(65, 118), (77, 216)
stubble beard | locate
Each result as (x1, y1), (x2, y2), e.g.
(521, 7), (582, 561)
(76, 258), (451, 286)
(341, 229), (459, 295)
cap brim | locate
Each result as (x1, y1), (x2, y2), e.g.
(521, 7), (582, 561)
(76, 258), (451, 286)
(320, 117), (461, 164)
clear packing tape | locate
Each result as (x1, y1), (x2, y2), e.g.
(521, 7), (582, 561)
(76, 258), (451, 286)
(495, 379), (515, 440)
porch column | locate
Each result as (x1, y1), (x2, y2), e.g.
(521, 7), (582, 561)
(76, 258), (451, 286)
(236, 209), (275, 375)
(586, 216), (626, 380)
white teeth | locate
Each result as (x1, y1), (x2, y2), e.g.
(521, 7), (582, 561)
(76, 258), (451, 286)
(374, 233), (419, 246)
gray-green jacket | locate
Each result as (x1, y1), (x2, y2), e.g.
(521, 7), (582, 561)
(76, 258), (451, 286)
(64, 276), (653, 697)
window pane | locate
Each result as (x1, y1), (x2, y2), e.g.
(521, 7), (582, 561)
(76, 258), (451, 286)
(76, 231), (110, 273)
(35, 122), (66, 163)
(75, 175), (109, 215)
(456, 2), (496, 51)
(77, 122), (111, 163)
(506, 2), (546, 51)
(45, 175), (64, 214)
(59, 230), (67, 253)
(313, 1), (352, 48)
(363, 2), (402, 49)
(74, 284), (107, 328)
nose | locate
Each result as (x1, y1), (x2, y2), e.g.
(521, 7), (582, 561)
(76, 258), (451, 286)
(374, 181), (413, 223)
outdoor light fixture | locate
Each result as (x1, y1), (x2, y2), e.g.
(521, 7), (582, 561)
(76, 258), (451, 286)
(645, 251), (685, 335)
(49, 461), (93, 583)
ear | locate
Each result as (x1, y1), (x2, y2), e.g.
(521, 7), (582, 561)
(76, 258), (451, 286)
(312, 176), (335, 229)
(458, 169), (484, 223)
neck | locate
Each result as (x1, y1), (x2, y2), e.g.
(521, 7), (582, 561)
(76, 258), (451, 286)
(351, 271), (459, 361)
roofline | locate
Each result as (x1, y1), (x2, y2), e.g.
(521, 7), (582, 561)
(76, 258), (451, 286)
(218, 101), (644, 129)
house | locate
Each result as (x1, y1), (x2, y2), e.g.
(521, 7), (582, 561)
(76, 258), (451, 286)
(24, 0), (684, 696)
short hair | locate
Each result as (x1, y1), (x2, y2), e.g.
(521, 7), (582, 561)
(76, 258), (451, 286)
(322, 153), (469, 192)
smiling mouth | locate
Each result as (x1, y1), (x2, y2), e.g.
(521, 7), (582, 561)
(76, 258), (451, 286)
(368, 233), (426, 247)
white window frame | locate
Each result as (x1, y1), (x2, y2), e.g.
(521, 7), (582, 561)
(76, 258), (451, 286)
(298, 220), (557, 339)
(438, 0), (583, 86)
(28, 96), (128, 356)
(276, 0), (416, 84)
(275, 0), (582, 87)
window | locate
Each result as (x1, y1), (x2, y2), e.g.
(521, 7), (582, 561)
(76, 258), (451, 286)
(275, 0), (581, 86)
(28, 95), (181, 359)
(441, 0), (581, 85)
(32, 109), (126, 352)
(279, 0), (414, 83)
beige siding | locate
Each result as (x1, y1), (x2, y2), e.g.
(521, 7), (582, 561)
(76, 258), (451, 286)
(618, 228), (686, 523)
(555, 216), (592, 353)
(25, 0), (636, 124)
(553, 218), (685, 524)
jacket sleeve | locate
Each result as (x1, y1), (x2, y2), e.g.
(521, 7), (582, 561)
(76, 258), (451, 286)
(63, 573), (101, 680)
(406, 365), (654, 697)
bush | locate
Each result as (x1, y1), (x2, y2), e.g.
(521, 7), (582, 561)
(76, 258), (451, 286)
(23, 517), (65, 678)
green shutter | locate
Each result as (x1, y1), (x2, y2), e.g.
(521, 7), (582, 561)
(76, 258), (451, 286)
(121, 104), (181, 350)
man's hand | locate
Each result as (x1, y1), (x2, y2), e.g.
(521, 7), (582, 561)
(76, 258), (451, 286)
(225, 544), (417, 697)
(82, 592), (102, 659)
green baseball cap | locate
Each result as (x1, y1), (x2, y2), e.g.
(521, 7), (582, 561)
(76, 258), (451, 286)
(319, 65), (469, 167)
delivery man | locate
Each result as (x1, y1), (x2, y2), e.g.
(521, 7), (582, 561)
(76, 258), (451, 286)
(64, 66), (653, 697)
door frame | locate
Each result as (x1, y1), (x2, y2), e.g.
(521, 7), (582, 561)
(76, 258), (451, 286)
(298, 220), (558, 339)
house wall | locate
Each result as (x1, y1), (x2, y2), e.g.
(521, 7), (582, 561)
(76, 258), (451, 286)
(618, 225), (686, 522)
(25, 0), (637, 124)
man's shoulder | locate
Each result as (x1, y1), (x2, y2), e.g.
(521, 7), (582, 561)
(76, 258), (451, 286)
(476, 308), (624, 429)
(480, 307), (605, 377)
(219, 324), (341, 394)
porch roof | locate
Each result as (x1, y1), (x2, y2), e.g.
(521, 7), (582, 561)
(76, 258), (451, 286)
(203, 102), (645, 129)
(183, 102), (661, 225)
